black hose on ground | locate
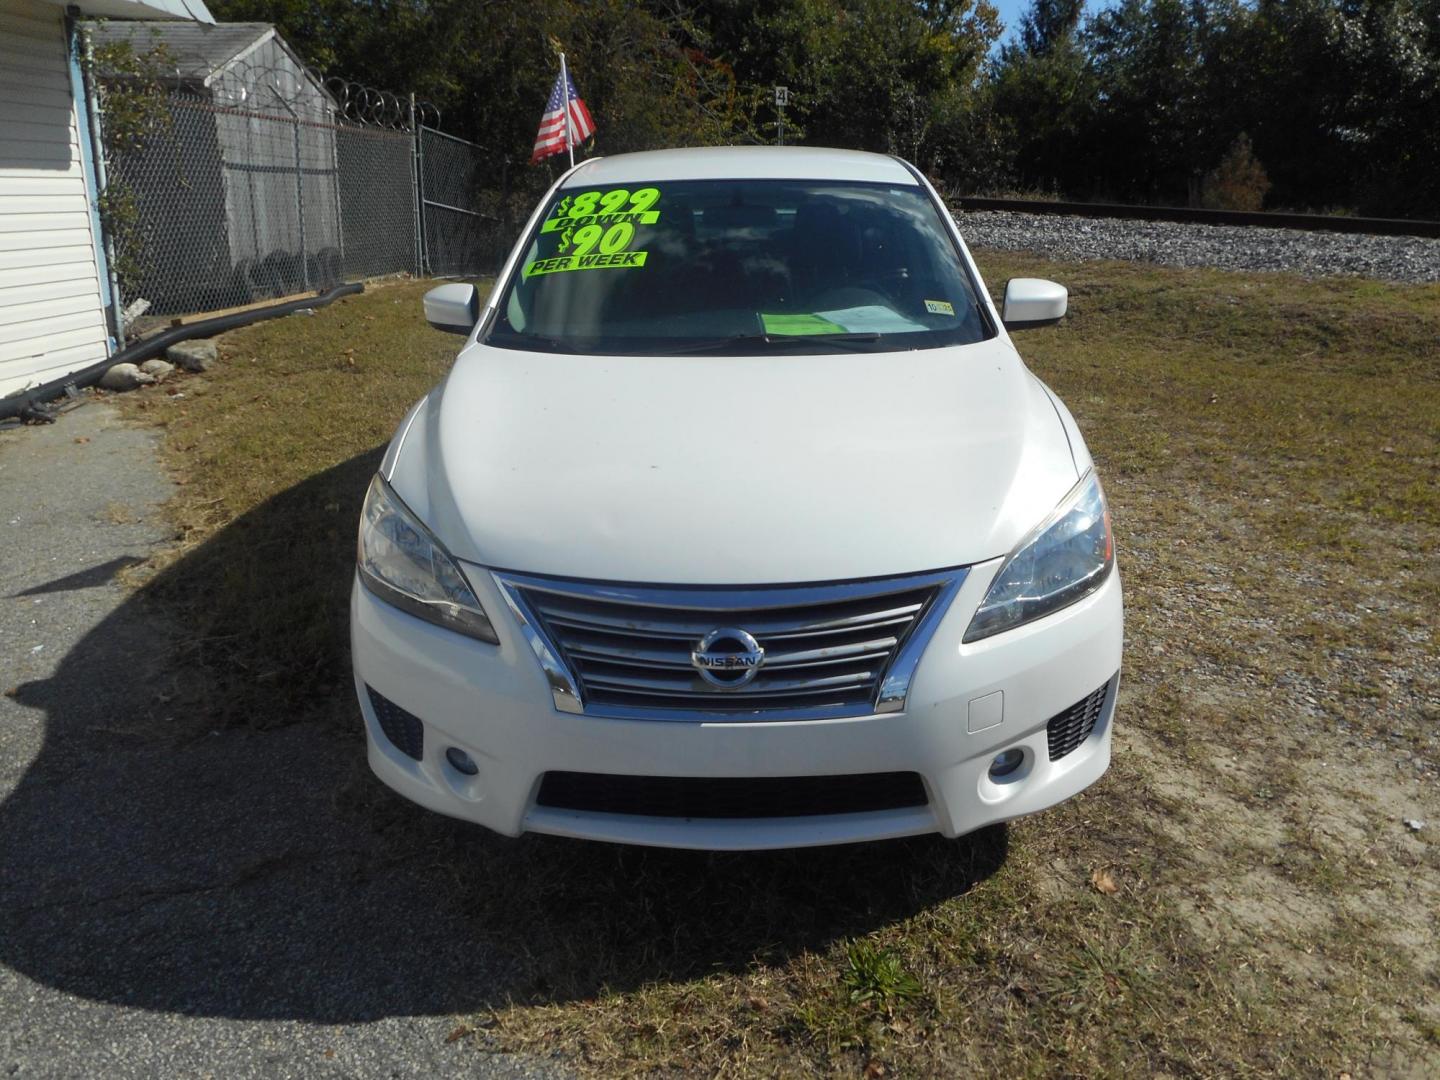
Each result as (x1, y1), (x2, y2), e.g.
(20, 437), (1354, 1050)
(0, 282), (366, 424)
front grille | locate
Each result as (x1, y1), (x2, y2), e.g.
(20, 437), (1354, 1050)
(366, 685), (424, 761)
(496, 569), (964, 720)
(1046, 684), (1108, 761)
(536, 771), (929, 819)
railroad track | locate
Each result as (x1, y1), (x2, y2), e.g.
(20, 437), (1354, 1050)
(952, 196), (1440, 240)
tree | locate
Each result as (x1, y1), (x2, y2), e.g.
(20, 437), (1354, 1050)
(1082, 0), (1214, 202)
(210, 0), (756, 165)
(1018, 0), (1084, 55)
(975, 0), (1095, 196)
(688, 0), (1000, 161)
(208, 0), (1440, 217)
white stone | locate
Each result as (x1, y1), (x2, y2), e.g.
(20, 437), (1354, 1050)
(166, 339), (218, 372)
(97, 363), (155, 391)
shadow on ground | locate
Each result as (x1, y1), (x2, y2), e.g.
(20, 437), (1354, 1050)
(0, 450), (1006, 1023)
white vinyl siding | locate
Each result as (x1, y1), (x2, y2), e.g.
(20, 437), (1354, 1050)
(0, 0), (110, 398)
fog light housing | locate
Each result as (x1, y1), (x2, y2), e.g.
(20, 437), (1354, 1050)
(988, 748), (1024, 779)
(445, 747), (479, 776)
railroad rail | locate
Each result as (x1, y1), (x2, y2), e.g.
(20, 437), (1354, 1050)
(951, 196), (1440, 240)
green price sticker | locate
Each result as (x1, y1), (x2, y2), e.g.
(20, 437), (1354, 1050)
(542, 210), (659, 233)
(550, 186), (660, 223)
(546, 186), (662, 233)
(526, 251), (648, 277)
(528, 192), (657, 276)
(556, 221), (636, 256)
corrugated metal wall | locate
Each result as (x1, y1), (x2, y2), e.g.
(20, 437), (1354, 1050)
(210, 36), (340, 267)
(0, 0), (110, 398)
(107, 35), (349, 313)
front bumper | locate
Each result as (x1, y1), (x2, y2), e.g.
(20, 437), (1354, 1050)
(350, 557), (1123, 850)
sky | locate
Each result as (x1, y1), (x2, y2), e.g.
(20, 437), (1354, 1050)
(988, 1), (1110, 50)
(990, 0), (1032, 43)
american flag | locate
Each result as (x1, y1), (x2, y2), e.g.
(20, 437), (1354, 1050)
(530, 69), (595, 164)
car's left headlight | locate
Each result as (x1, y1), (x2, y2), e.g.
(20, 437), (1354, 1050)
(357, 473), (499, 643)
(964, 470), (1114, 643)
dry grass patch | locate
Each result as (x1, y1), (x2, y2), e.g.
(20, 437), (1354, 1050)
(122, 261), (1439, 1076)
(119, 279), (464, 727)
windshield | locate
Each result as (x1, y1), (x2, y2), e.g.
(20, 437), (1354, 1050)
(485, 178), (994, 355)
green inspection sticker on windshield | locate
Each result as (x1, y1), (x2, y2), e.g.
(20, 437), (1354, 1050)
(760, 313), (848, 336)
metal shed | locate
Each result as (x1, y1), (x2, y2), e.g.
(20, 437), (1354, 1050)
(87, 20), (343, 312)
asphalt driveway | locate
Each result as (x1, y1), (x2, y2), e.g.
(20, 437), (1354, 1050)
(0, 402), (563, 1079)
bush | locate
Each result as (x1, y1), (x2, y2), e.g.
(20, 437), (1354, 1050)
(1200, 133), (1272, 212)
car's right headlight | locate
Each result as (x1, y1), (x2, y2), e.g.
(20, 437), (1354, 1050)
(357, 473), (499, 643)
(964, 470), (1114, 643)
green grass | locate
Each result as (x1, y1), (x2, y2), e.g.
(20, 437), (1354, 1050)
(123, 261), (1440, 1076)
(841, 941), (923, 1008)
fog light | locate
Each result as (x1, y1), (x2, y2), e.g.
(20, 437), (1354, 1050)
(989, 748), (1024, 779)
(445, 747), (478, 775)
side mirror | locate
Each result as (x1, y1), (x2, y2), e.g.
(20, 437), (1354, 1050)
(423, 283), (479, 335)
(1002, 278), (1067, 330)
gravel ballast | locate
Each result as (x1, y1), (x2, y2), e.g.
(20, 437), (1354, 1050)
(954, 209), (1440, 283)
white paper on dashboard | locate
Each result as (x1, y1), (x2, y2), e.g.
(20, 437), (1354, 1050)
(815, 305), (930, 334)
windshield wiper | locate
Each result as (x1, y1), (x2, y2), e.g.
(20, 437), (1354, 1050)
(488, 333), (582, 354)
(667, 332), (884, 355)
(490, 331), (887, 355)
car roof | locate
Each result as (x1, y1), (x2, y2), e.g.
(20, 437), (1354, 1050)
(559, 146), (919, 188)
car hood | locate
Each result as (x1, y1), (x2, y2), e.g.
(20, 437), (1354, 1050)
(386, 338), (1080, 584)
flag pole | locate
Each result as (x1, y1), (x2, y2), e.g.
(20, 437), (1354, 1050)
(559, 52), (575, 168)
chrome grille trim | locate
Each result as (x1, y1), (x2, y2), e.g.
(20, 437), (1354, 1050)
(492, 568), (967, 722)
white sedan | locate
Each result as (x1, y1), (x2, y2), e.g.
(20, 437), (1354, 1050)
(351, 146), (1122, 849)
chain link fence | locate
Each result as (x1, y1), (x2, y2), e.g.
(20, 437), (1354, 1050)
(420, 126), (496, 277)
(336, 122), (420, 281)
(99, 68), (501, 318)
